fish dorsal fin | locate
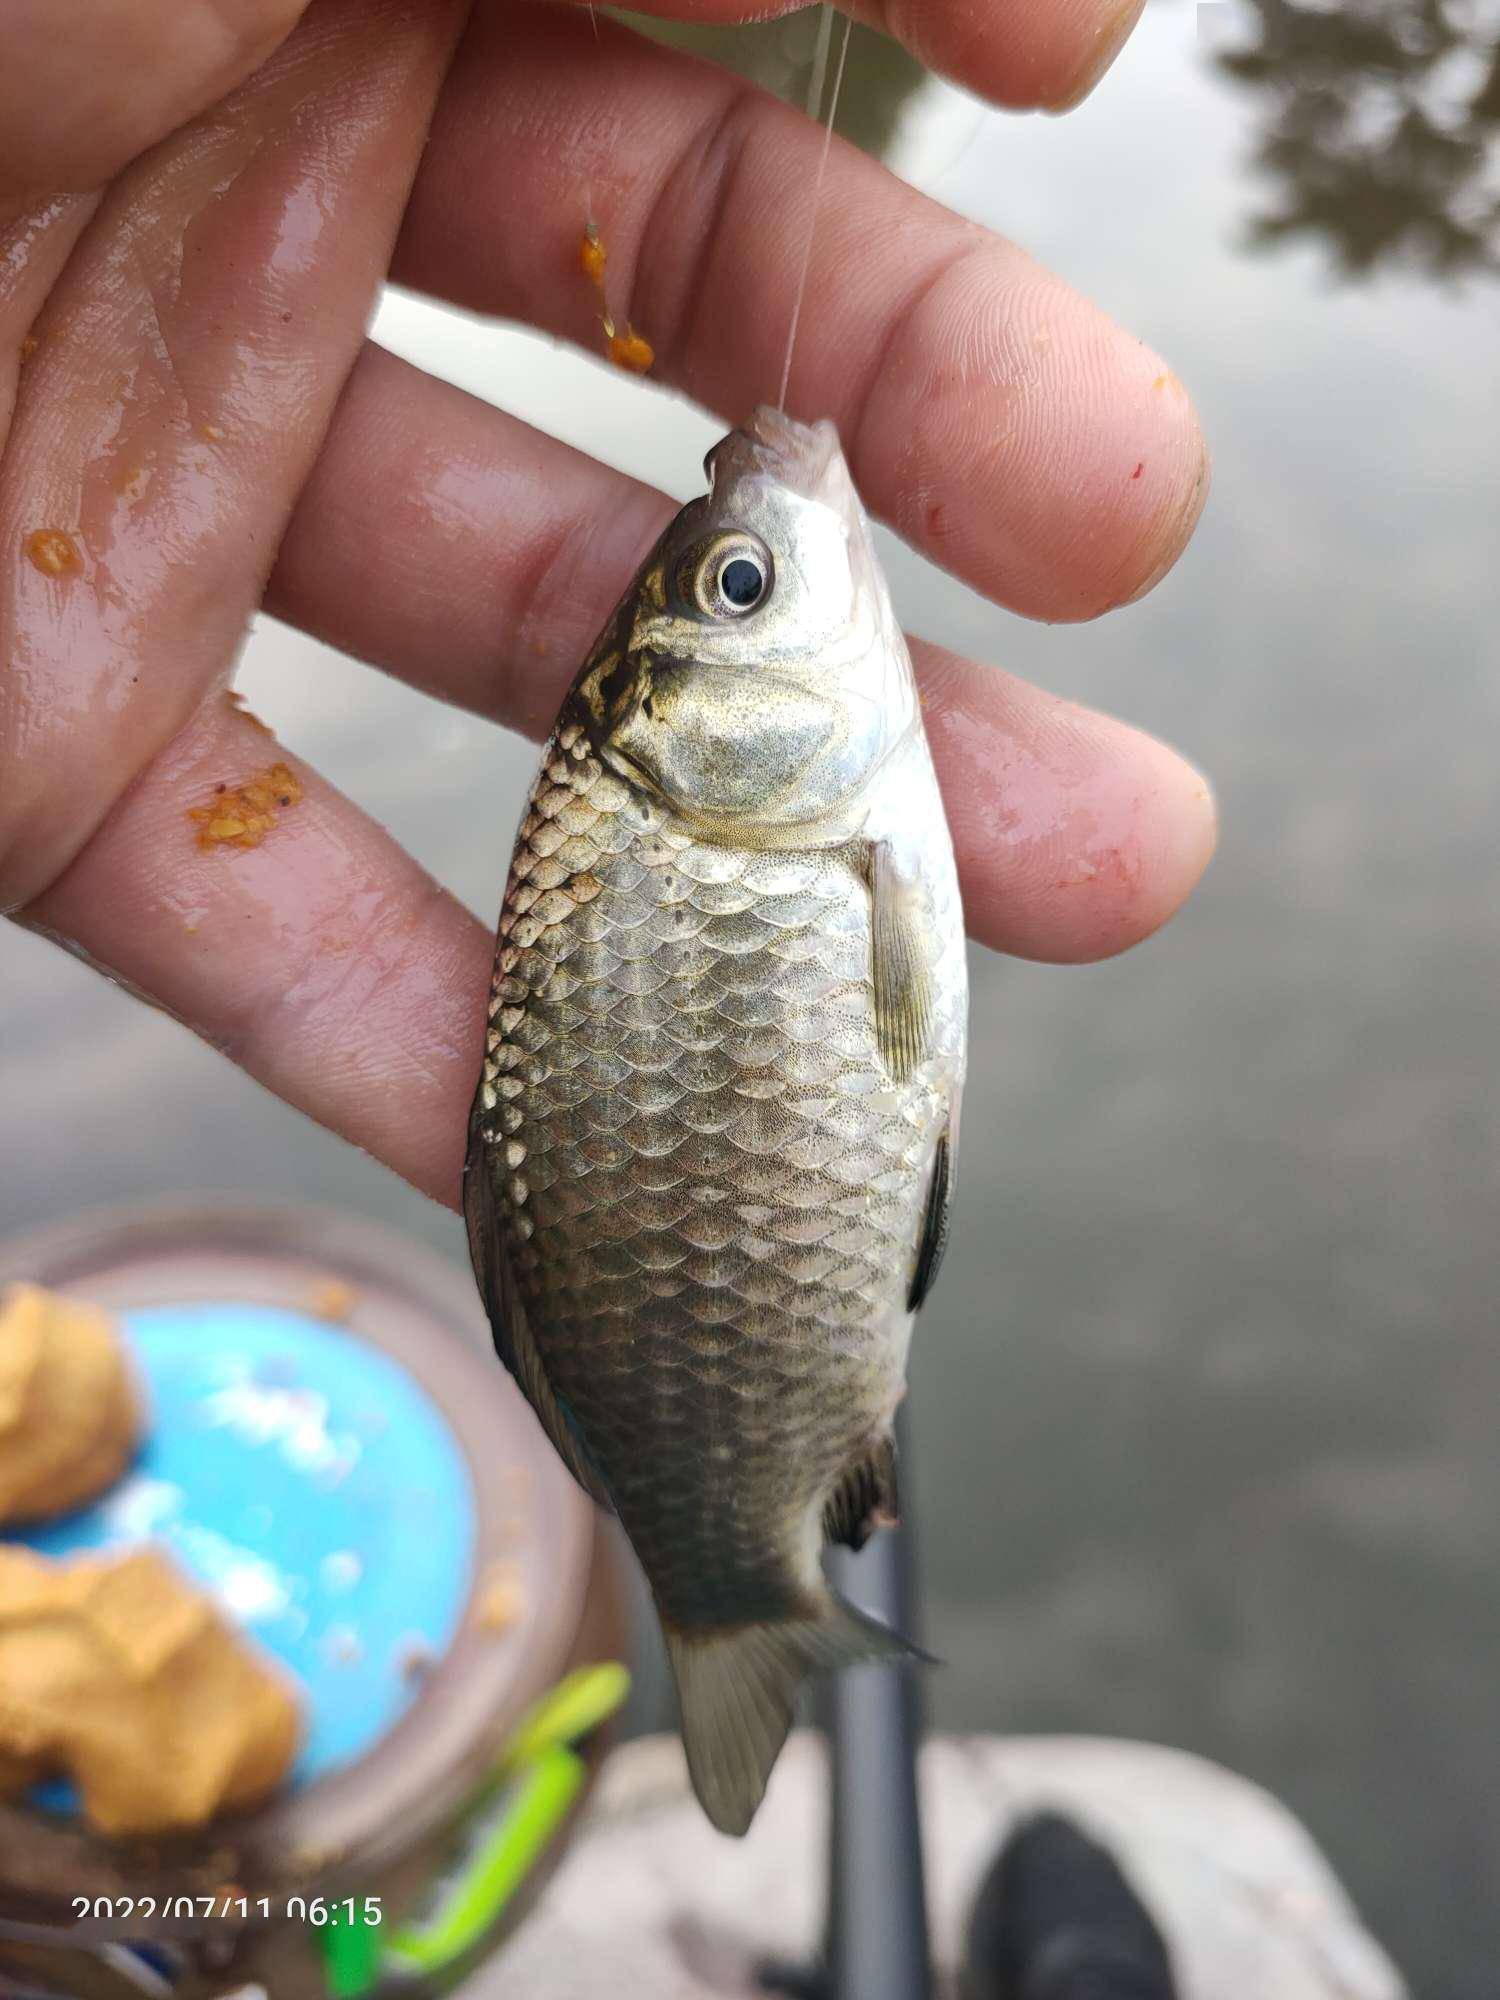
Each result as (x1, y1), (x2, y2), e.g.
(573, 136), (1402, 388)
(868, 838), (936, 1084)
(823, 1433), (900, 1551)
(908, 1108), (958, 1313)
(463, 1119), (614, 1513)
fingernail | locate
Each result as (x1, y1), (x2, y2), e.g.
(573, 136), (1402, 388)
(1180, 758), (1220, 877)
(1043, 0), (1147, 114)
(1152, 740), (1220, 925)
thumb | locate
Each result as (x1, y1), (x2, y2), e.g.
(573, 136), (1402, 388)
(0, 0), (310, 203)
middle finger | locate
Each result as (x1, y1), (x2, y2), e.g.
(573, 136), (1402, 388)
(267, 342), (1217, 964)
(392, 0), (1209, 624)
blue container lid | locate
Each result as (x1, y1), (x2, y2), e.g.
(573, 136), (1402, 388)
(11, 1300), (478, 1798)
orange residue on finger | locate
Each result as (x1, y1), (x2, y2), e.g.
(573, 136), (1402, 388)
(20, 335), (39, 363)
(579, 221), (607, 288)
(603, 315), (653, 375)
(24, 528), (81, 578)
(187, 761), (303, 853)
(583, 216), (654, 375)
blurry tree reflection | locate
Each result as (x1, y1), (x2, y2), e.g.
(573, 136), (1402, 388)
(1214, 0), (1500, 279)
(635, 2), (1500, 282)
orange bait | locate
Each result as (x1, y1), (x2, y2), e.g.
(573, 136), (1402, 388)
(188, 762), (303, 853)
(24, 528), (81, 578)
(580, 222), (607, 288)
(581, 221), (654, 375)
(606, 323), (655, 375)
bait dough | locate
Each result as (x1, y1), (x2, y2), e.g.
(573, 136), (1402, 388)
(0, 1546), (301, 1836)
(0, 1284), (142, 1523)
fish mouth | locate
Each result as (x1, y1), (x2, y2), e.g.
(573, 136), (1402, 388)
(705, 406), (852, 508)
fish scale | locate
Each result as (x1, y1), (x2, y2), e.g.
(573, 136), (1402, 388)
(476, 711), (938, 1623)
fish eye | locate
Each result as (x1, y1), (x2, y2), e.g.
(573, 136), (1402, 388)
(720, 557), (763, 607)
(690, 534), (773, 620)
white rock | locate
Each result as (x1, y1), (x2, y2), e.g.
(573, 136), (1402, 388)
(473, 1731), (1406, 2000)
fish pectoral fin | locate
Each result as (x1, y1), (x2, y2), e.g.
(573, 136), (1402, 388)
(823, 1434), (900, 1551)
(463, 1124), (614, 1513)
(666, 1596), (921, 1837)
(867, 839), (937, 1084)
(907, 1100), (959, 1313)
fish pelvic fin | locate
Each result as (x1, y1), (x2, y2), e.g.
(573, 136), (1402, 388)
(665, 1594), (922, 1838)
(823, 1433), (900, 1552)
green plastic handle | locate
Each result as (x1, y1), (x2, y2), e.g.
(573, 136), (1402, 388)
(500, 1661), (632, 1772)
(382, 1745), (585, 1974)
(323, 1906), (384, 1998)
(317, 1660), (630, 1995)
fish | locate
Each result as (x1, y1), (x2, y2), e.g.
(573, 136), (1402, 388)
(464, 406), (968, 1835)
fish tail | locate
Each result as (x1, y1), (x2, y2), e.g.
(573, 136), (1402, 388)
(665, 1593), (921, 1837)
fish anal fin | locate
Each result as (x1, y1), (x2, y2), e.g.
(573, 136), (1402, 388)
(867, 839), (936, 1084)
(908, 1110), (957, 1313)
(463, 1122), (614, 1513)
(665, 1595), (921, 1836)
(823, 1433), (900, 1552)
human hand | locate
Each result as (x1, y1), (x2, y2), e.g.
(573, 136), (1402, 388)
(1, 0), (1213, 1211)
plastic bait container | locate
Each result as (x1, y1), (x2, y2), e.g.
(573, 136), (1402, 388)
(0, 1201), (628, 2000)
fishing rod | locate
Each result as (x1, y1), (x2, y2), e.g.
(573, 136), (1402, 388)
(821, 1512), (932, 2000)
(760, 1411), (933, 2000)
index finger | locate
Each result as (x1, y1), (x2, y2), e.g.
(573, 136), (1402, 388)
(394, 5), (1209, 624)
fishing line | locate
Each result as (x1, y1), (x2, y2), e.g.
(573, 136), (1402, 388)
(776, 5), (854, 413)
(580, 0), (602, 216)
(804, 1), (834, 120)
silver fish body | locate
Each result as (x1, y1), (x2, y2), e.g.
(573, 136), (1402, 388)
(465, 408), (967, 1834)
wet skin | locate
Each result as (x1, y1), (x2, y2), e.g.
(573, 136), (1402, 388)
(0, 0), (1214, 1212)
